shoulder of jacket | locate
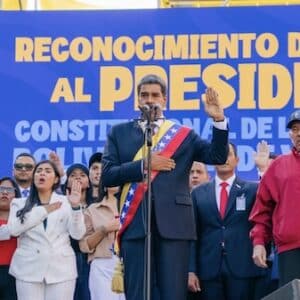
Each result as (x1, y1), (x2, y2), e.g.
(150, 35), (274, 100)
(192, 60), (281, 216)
(11, 197), (26, 206)
(113, 121), (134, 130)
(192, 181), (211, 194)
(235, 177), (258, 188)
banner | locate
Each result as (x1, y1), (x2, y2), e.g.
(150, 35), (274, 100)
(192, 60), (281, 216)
(1, 6), (300, 179)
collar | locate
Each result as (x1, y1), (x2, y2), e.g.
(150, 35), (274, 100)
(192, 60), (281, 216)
(215, 174), (236, 188)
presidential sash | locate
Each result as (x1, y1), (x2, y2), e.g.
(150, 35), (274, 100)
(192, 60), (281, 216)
(116, 120), (191, 249)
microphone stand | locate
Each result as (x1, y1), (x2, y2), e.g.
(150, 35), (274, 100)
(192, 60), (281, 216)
(139, 106), (157, 300)
(145, 121), (152, 300)
(144, 109), (153, 300)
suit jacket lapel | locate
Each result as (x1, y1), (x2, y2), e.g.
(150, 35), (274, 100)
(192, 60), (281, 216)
(208, 180), (221, 221)
(132, 121), (145, 150)
(224, 178), (242, 219)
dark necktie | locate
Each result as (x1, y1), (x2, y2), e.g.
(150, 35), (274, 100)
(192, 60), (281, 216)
(219, 182), (229, 219)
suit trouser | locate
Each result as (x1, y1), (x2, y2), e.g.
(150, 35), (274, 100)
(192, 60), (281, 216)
(16, 279), (76, 300)
(121, 200), (190, 300)
(199, 257), (257, 300)
(122, 236), (190, 300)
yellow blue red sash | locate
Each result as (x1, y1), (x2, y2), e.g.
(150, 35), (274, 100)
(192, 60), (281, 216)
(116, 120), (191, 249)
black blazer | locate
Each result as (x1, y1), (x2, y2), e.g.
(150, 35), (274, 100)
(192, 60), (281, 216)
(102, 120), (228, 240)
(189, 178), (266, 279)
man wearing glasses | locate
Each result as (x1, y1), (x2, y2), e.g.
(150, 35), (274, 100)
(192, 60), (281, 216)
(13, 153), (36, 198)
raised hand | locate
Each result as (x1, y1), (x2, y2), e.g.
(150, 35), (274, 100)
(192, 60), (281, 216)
(67, 180), (82, 208)
(49, 151), (65, 177)
(202, 87), (225, 122)
(253, 140), (270, 173)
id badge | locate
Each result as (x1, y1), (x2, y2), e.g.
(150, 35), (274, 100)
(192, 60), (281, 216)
(236, 194), (246, 211)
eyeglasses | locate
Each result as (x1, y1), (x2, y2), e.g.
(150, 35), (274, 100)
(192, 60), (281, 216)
(0, 186), (15, 194)
(14, 163), (34, 171)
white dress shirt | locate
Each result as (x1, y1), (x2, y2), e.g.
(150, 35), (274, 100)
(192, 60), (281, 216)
(215, 174), (236, 210)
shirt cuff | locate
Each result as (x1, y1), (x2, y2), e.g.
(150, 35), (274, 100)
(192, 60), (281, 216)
(213, 118), (227, 130)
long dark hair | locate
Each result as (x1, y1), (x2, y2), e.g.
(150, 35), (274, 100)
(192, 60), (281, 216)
(0, 177), (21, 198)
(98, 180), (107, 203)
(16, 160), (60, 223)
(97, 180), (120, 212)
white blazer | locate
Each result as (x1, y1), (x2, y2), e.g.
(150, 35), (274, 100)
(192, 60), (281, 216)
(8, 192), (86, 284)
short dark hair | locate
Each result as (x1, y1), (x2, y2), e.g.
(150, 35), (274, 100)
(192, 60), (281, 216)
(137, 74), (167, 96)
(15, 152), (36, 164)
(88, 152), (102, 169)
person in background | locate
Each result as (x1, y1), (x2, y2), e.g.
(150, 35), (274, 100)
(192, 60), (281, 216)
(0, 177), (20, 300)
(8, 160), (85, 300)
(13, 151), (66, 197)
(80, 184), (125, 300)
(88, 152), (103, 202)
(63, 163), (94, 300)
(253, 140), (278, 179)
(253, 140), (279, 295)
(13, 153), (36, 198)
(250, 110), (300, 287)
(187, 162), (210, 300)
(102, 74), (229, 300)
(189, 161), (210, 191)
(188, 143), (267, 300)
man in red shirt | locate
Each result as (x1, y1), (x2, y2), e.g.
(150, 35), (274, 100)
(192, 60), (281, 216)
(250, 110), (300, 287)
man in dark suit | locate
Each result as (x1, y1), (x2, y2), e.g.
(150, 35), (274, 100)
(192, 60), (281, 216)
(188, 143), (267, 300)
(102, 74), (229, 300)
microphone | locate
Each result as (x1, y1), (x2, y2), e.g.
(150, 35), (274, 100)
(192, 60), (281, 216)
(138, 104), (162, 121)
(153, 104), (162, 119)
(139, 104), (151, 114)
(138, 104), (151, 122)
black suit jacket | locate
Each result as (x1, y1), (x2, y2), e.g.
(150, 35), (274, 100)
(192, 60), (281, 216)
(102, 120), (228, 240)
(189, 178), (266, 279)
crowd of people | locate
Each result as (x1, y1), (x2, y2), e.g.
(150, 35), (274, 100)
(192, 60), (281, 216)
(1, 74), (300, 300)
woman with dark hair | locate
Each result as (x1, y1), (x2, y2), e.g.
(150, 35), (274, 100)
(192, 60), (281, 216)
(79, 183), (125, 300)
(63, 163), (94, 300)
(0, 177), (20, 300)
(8, 160), (86, 300)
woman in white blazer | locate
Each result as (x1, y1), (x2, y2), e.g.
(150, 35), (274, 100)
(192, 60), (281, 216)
(8, 160), (86, 300)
